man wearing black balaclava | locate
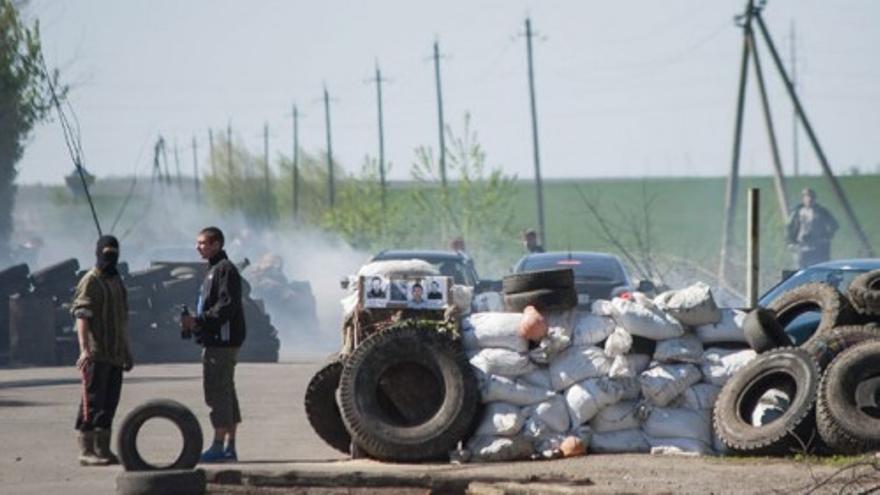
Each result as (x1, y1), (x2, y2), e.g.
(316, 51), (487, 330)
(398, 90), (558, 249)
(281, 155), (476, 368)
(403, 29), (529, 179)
(71, 235), (133, 466)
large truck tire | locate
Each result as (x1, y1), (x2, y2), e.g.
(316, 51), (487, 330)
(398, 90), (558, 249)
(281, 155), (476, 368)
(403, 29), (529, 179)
(743, 308), (790, 353)
(768, 282), (857, 349)
(304, 359), (351, 454)
(802, 324), (880, 371)
(0, 263), (29, 292)
(118, 399), (203, 471)
(713, 347), (820, 455)
(849, 269), (880, 317)
(338, 323), (479, 462)
(502, 268), (575, 294)
(116, 469), (205, 495)
(29, 258), (79, 287)
(816, 340), (880, 454)
(504, 286), (578, 313)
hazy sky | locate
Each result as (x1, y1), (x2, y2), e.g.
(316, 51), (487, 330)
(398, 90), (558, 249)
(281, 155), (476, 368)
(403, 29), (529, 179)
(17, 0), (880, 184)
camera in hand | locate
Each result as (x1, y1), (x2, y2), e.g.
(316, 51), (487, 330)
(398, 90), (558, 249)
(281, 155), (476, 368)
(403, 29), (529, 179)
(180, 304), (192, 340)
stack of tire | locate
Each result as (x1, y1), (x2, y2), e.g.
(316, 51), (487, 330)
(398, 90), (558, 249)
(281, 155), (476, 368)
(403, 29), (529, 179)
(115, 399), (205, 495)
(502, 269), (578, 313)
(305, 319), (479, 462)
(0, 263), (30, 364)
(714, 270), (880, 456)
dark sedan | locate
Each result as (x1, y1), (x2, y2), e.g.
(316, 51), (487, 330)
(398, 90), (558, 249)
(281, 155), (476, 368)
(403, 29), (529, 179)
(512, 251), (638, 307)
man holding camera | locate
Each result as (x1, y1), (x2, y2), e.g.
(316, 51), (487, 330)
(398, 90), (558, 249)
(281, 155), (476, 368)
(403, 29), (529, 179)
(181, 226), (246, 462)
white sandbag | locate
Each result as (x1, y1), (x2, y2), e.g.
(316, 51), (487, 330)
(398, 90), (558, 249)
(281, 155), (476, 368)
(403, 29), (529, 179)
(469, 348), (536, 377)
(604, 327), (633, 358)
(751, 388), (790, 427)
(590, 428), (649, 454)
(529, 316), (574, 364)
(357, 259), (438, 277)
(572, 313), (616, 347)
(653, 335), (704, 364)
(648, 437), (714, 456)
(591, 299), (614, 316)
(608, 353), (652, 379)
(473, 292), (505, 313)
(610, 295), (685, 340)
(451, 284), (474, 314)
(642, 407), (712, 445)
(549, 345), (612, 391)
(695, 308), (748, 344)
(565, 377), (624, 427)
(526, 395), (570, 433)
(519, 368), (553, 390)
(674, 383), (721, 411)
(640, 364), (702, 407)
(465, 435), (535, 463)
(480, 374), (555, 406)
(590, 400), (642, 433)
(700, 348), (757, 387)
(462, 313), (527, 352)
(474, 402), (527, 436)
(713, 431), (729, 456)
(653, 282), (722, 327)
(616, 377), (642, 400)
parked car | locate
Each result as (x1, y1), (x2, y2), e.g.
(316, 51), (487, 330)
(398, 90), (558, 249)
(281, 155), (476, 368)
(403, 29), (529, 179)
(758, 258), (880, 344)
(512, 251), (645, 307)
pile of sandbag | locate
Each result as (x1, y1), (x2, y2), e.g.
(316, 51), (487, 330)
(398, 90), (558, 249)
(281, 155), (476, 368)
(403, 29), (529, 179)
(458, 282), (757, 462)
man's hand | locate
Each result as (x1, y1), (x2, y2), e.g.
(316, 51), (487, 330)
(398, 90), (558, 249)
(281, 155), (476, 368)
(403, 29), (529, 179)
(181, 314), (197, 331)
(76, 349), (92, 370)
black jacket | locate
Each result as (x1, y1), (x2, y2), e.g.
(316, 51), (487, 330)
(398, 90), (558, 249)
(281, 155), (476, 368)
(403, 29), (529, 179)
(195, 251), (246, 347)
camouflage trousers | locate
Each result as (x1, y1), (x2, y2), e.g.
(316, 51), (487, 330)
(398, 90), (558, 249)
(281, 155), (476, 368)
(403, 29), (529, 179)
(202, 346), (242, 428)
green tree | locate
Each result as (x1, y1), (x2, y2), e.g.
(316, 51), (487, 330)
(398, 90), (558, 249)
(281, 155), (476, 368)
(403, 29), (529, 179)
(411, 114), (519, 274)
(0, 0), (62, 261)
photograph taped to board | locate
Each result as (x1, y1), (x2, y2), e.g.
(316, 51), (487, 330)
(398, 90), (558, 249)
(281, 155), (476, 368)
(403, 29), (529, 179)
(361, 275), (449, 310)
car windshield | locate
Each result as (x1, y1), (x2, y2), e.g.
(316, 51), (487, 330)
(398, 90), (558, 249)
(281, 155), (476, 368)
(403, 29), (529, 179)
(760, 267), (866, 305)
(520, 256), (624, 283)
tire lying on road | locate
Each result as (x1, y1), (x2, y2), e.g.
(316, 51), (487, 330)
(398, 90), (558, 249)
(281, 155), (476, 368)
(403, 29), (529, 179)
(816, 340), (880, 455)
(338, 322), (479, 462)
(802, 324), (880, 371)
(116, 469), (205, 495)
(768, 282), (856, 349)
(743, 308), (790, 353)
(304, 358), (352, 454)
(713, 347), (820, 455)
(502, 268), (575, 294)
(848, 269), (880, 317)
(118, 399), (203, 471)
(504, 286), (578, 313)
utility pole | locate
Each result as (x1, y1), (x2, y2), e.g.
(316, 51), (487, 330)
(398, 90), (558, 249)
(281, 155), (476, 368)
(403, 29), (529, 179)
(192, 135), (200, 203)
(718, 0), (753, 286)
(263, 122), (275, 222)
(291, 103), (300, 220)
(524, 17), (546, 248)
(227, 123), (236, 206)
(323, 85), (336, 208)
(370, 62), (388, 212)
(789, 20), (800, 177)
(173, 139), (182, 188)
(432, 40), (448, 188)
(208, 128), (215, 175)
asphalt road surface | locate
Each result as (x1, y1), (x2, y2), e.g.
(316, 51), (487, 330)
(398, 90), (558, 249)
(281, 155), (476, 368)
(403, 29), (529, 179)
(0, 359), (863, 494)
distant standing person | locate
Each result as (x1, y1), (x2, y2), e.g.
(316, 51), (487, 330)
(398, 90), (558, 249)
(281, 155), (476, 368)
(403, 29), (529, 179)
(787, 188), (839, 268)
(181, 226), (246, 463)
(522, 229), (545, 254)
(449, 236), (466, 253)
(72, 235), (133, 466)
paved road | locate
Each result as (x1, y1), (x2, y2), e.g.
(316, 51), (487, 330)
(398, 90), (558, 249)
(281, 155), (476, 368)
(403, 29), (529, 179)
(0, 358), (343, 495)
(0, 359), (854, 494)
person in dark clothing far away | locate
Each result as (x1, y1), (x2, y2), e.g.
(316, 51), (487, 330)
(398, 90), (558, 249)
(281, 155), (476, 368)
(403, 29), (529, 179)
(787, 188), (839, 268)
(181, 226), (246, 463)
(522, 229), (545, 254)
(72, 235), (133, 466)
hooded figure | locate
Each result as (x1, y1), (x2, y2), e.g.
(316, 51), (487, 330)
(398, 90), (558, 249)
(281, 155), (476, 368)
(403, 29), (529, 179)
(71, 235), (132, 466)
